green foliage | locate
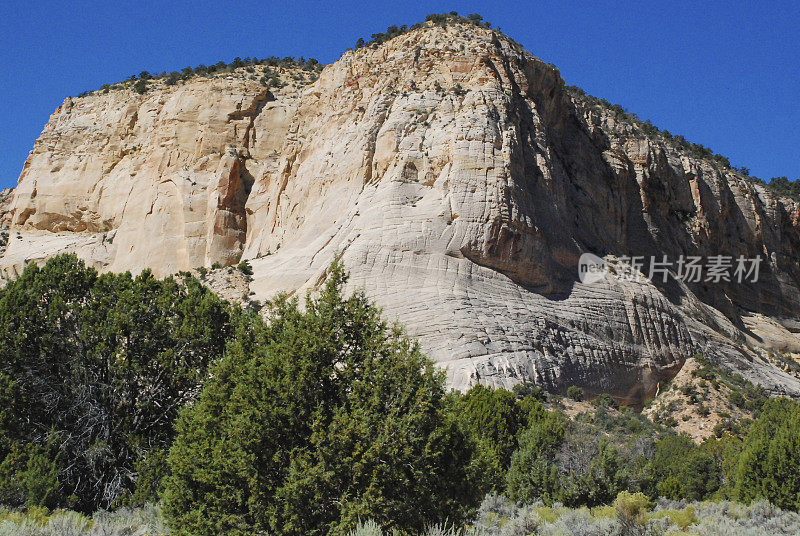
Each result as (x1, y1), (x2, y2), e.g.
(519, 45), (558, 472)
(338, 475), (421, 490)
(511, 382), (547, 402)
(164, 71), (180, 86)
(452, 385), (544, 489)
(0, 254), (232, 511)
(566, 385), (584, 402)
(236, 260), (253, 276)
(593, 393), (617, 409)
(95, 56), (322, 95)
(163, 262), (482, 536)
(505, 410), (567, 504)
(733, 398), (800, 510)
(16, 444), (62, 509)
(127, 447), (168, 507)
(353, 12), (491, 50)
(648, 505), (697, 530)
(558, 433), (629, 507)
(3, 254), (800, 529)
(693, 353), (768, 416)
(504, 395), (737, 508)
(613, 490), (650, 525)
(648, 435), (721, 501)
(0, 504), (167, 535)
(12, 498), (797, 536)
(132, 78), (148, 94)
(425, 12), (491, 28)
(764, 176), (800, 201)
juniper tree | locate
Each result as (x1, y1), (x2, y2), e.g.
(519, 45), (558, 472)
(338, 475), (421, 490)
(0, 255), (232, 511)
(163, 262), (482, 536)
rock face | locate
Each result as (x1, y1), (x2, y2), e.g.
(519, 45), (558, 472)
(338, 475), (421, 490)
(0, 188), (11, 257)
(3, 22), (800, 402)
(4, 71), (302, 276)
(0, 188), (12, 227)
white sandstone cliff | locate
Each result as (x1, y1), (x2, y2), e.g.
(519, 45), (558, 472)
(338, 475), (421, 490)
(2, 22), (799, 402)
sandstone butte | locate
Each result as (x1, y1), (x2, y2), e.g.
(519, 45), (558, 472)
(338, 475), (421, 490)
(1, 21), (799, 404)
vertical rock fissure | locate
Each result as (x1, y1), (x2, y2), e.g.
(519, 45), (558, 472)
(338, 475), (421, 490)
(208, 90), (274, 266)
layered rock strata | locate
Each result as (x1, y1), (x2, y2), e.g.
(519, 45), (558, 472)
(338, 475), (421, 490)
(3, 22), (799, 401)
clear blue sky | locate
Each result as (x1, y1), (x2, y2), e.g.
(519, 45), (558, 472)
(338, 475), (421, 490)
(1, 1), (798, 190)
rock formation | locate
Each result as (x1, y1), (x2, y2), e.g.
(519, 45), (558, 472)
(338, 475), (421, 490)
(2, 21), (799, 402)
(0, 188), (12, 226)
(0, 188), (12, 257)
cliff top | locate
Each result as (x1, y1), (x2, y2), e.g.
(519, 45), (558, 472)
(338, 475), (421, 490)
(67, 11), (795, 197)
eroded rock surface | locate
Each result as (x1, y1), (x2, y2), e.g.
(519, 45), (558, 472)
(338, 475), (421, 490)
(3, 22), (800, 402)
(5, 71), (300, 276)
(0, 188), (12, 257)
(0, 188), (12, 226)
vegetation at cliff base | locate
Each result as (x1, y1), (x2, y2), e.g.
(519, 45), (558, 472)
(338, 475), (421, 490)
(734, 398), (800, 510)
(0, 255), (233, 512)
(163, 263), (483, 536)
(1, 254), (800, 536)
